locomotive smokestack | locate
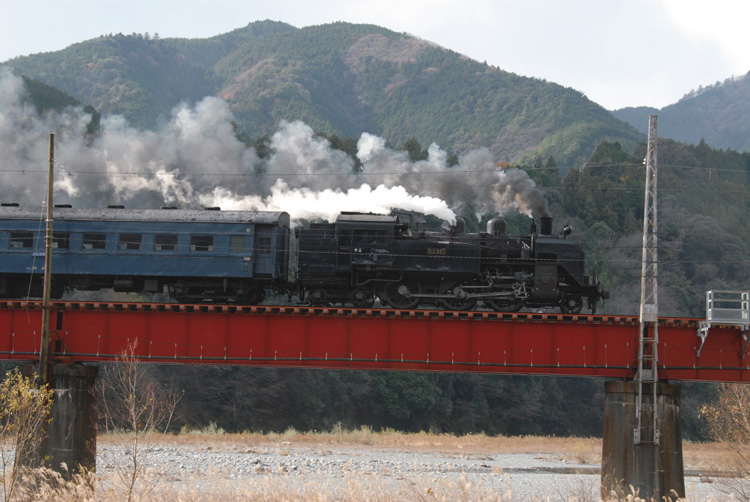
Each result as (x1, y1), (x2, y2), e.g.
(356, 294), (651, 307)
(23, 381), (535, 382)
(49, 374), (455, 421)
(540, 216), (552, 236)
(451, 217), (466, 235)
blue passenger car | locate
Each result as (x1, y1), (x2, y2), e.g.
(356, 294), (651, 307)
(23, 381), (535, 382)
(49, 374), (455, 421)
(0, 205), (290, 304)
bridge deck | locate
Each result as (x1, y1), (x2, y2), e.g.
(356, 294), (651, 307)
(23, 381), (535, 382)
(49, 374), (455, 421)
(0, 300), (747, 382)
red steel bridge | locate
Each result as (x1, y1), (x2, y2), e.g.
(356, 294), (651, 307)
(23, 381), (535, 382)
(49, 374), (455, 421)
(0, 300), (748, 383)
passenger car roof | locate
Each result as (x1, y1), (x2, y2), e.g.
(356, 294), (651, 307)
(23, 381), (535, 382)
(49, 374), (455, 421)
(0, 207), (290, 227)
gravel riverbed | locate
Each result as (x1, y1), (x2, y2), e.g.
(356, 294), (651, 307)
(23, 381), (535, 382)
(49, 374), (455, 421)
(95, 437), (722, 500)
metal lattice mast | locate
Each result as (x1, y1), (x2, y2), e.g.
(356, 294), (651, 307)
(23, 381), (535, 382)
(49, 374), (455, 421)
(636, 115), (659, 444)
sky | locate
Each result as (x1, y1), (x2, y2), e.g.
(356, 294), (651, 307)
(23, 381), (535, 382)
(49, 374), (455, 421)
(1, 0), (749, 110)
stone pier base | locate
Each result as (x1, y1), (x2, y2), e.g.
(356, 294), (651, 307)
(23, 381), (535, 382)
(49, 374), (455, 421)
(26, 363), (98, 477)
(601, 381), (684, 500)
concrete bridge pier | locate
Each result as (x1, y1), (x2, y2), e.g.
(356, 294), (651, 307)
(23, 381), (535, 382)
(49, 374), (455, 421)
(601, 381), (684, 500)
(25, 363), (98, 477)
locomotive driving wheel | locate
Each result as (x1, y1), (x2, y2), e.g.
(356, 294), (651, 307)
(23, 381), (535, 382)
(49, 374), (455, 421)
(486, 298), (523, 312)
(560, 295), (583, 314)
(380, 277), (422, 310)
(437, 280), (476, 311)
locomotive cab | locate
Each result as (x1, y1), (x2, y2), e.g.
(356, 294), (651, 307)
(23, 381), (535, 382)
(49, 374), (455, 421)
(296, 213), (401, 307)
(335, 213), (398, 269)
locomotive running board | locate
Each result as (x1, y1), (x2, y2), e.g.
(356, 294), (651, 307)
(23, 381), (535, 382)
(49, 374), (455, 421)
(396, 285), (519, 300)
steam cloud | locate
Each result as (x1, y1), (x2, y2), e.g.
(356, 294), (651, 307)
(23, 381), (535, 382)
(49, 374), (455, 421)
(0, 67), (549, 225)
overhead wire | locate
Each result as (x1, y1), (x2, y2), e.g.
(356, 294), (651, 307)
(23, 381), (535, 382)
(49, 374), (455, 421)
(0, 161), (749, 177)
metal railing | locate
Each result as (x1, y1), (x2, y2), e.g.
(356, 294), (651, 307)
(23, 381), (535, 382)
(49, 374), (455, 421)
(698, 290), (750, 357)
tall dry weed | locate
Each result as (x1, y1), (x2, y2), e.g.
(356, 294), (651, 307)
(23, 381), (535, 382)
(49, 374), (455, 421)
(0, 368), (52, 501)
(99, 342), (181, 502)
(700, 382), (750, 501)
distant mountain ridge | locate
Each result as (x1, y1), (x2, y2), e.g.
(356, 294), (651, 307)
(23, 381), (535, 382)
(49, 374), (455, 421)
(3, 20), (643, 165)
(612, 72), (750, 152)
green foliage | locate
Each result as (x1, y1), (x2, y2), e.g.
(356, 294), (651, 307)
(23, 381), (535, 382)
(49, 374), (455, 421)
(560, 137), (750, 317)
(402, 137), (428, 161)
(321, 132), (362, 170)
(21, 75), (79, 111)
(142, 365), (610, 438)
(17, 75), (101, 136)
(563, 141), (642, 234)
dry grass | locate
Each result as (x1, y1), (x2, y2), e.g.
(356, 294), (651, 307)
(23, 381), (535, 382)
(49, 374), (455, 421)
(13, 469), (519, 502)
(681, 440), (735, 471)
(5, 467), (695, 502)
(129, 426), (604, 456)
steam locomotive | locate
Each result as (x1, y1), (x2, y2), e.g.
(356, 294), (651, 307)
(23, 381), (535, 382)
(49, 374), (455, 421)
(296, 212), (607, 313)
(0, 204), (607, 313)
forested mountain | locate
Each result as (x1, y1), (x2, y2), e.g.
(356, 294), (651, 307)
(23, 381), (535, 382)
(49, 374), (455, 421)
(5, 33), (214, 130)
(612, 72), (750, 152)
(4, 21), (643, 164)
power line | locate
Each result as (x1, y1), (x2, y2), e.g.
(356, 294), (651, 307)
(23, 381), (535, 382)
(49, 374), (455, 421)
(1, 162), (748, 177)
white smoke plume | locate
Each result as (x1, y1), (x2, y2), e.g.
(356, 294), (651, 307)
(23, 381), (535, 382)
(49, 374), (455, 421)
(0, 67), (549, 224)
(202, 181), (456, 223)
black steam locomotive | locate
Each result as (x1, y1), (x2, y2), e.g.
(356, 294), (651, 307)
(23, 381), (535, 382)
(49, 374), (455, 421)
(296, 212), (607, 314)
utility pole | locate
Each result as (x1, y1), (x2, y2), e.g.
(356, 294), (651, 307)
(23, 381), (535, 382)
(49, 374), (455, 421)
(38, 133), (54, 385)
(28, 134), (99, 479)
(635, 115), (659, 445)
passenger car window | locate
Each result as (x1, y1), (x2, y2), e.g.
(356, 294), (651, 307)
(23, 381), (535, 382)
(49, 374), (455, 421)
(257, 237), (272, 255)
(83, 233), (106, 250)
(118, 233), (142, 250)
(190, 235), (213, 252)
(155, 234), (178, 251)
(53, 233), (70, 249)
(9, 231), (34, 248)
(229, 235), (246, 253)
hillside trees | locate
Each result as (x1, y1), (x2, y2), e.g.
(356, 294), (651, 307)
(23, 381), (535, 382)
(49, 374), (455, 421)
(402, 137), (429, 161)
(561, 138), (750, 317)
(562, 141), (642, 235)
(615, 72), (750, 153)
(9, 33), (213, 129)
(139, 364), (609, 437)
